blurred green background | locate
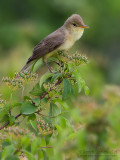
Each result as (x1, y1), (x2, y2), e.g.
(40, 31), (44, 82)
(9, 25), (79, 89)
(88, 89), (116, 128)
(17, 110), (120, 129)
(0, 1), (120, 159)
(0, 0), (120, 84)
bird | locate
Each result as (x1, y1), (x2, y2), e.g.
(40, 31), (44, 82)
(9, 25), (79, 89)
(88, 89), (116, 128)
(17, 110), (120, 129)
(20, 14), (89, 73)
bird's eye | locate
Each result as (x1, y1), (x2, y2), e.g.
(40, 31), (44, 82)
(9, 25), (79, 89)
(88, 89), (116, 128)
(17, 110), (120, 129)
(73, 23), (77, 27)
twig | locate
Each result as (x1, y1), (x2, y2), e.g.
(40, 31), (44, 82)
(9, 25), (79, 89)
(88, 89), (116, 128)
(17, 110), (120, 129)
(39, 79), (62, 100)
(21, 87), (24, 101)
(0, 113), (21, 130)
(40, 146), (53, 148)
(0, 79), (62, 130)
(9, 93), (12, 115)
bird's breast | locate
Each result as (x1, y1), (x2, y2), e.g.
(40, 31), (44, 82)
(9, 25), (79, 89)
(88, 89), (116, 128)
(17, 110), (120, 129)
(59, 36), (75, 50)
(59, 28), (84, 51)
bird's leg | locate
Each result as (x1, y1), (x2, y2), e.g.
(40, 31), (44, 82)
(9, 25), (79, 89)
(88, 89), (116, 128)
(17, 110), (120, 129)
(44, 57), (53, 73)
(45, 62), (53, 73)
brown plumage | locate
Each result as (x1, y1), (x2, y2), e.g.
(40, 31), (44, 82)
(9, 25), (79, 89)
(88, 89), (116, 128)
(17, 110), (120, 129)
(20, 14), (88, 73)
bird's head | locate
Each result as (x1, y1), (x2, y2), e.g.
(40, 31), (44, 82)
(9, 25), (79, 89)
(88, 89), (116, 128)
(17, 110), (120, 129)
(64, 14), (89, 40)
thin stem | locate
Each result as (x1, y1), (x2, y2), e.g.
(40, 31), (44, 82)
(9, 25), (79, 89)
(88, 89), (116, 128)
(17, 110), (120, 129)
(9, 93), (12, 115)
(0, 113), (21, 130)
(0, 79), (63, 130)
(21, 87), (24, 101)
(40, 146), (53, 148)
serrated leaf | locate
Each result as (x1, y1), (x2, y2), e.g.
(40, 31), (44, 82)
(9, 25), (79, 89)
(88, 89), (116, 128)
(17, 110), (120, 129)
(49, 103), (61, 117)
(72, 70), (85, 93)
(39, 73), (54, 88)
(51, 73), (63, 83)
(62, 79), (73, 100)
(84, 86), (90, 96)
(30, 120), (38, 132)
(21, 102), (38, 115)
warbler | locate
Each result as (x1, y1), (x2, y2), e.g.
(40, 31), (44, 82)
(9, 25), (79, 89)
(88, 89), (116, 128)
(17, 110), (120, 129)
(20, 14), (89, 73)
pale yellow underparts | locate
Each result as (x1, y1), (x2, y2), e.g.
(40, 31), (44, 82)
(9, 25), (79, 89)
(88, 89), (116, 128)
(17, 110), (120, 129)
(44, 27), (84, 61)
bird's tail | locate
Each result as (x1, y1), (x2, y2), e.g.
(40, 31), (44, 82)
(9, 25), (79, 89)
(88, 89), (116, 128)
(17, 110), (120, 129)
(18, 58), (44, 76)
(18, 60), (36, 76)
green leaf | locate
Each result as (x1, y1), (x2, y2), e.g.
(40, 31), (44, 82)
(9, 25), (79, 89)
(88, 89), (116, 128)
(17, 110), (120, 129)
(45, 134), (52, 145)
(21, 102), (38, 115)
(72, 69), (85, 93)
(41, 97), (49, 103)
(47, 57), (58, 63)
(49, 103), (61, 123)
(32, 58), (44, 72)
(2, 141), (11, 148)
(24, 96), (32, 101)
(67, 62), (75, 72)
(30, 120), (38, 132)
(32, 98), (40, 106)
(52, 98), (69, 110)
(5, 155), (19, 160)
(23, 150), (36, 160)
(42, 150), (49, 160)
(51, 73), (63, 83)
(42, 117), (51, 124)
(30, 83), (46, 96)
(40, 138), (46, 147)
(31, 138), (40, 155)
(9, 115), (15, 125)
(39, 73), (54, 88)
(1, 145), (14, 159)
(67, 132), (78, 140)
(59, 116), (71, 128)
(84, 86), (90, 96)
(27, 114), (36, 121)
(54, 124), (62, 134)
(11, 102), (22, 107)
(49, 103), (61, 117)
(0, 114), (9, 123)
(21, 137), (30, 149)
(62, 79), (73, 100)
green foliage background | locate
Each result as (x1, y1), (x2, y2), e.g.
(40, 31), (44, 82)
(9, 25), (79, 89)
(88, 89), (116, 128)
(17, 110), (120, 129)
(0, 0), (120, 159)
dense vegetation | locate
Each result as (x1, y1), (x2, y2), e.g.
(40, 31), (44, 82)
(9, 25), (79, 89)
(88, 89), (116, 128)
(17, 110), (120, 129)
(0, 1), (120, 159)
(0, 52), (120, 159)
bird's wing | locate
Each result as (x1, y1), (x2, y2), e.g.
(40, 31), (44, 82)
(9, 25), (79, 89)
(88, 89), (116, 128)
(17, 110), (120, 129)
(27, 28), (65, 64)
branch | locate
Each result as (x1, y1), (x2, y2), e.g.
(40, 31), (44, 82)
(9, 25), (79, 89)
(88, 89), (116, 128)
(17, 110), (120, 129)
(0, 113), (21, 130)
(0, 79), (62, 130)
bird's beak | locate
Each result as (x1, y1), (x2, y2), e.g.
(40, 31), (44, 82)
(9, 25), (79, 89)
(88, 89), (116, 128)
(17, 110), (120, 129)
(80, 25), (89, 28)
